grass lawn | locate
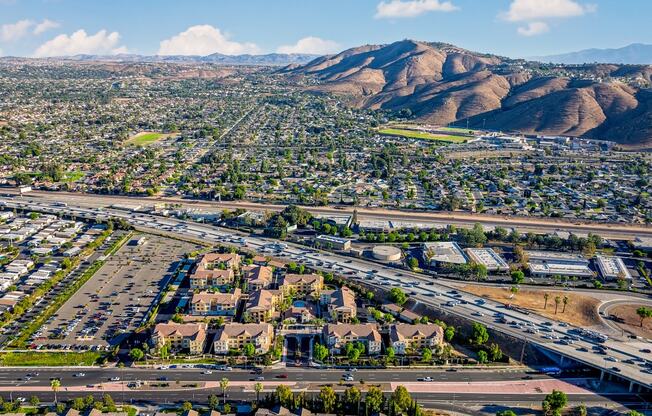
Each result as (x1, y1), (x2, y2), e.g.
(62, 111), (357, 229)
(378, 128), (467, 143)
(0, 351), (104, 366)
(63, 170), (85, 182)
(126, 132), (165, 146)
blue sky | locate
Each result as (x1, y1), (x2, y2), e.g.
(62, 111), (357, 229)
(0, 0), (650, 58)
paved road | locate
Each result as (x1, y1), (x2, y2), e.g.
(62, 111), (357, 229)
(4, 189), (651, 240)
(0, 367), (561, 387)
(2, 196), (652, 391)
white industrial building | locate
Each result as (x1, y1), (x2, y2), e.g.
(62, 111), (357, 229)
(595, 255), (632, 281)
(526, 250), (593, 278)
(423, 242), (467, 267)
(465, 248), (509, 272)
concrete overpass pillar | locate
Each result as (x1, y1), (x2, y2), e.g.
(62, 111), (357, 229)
(630, 381), (635, 392)
(600, 370), (605, 382)
(559, 355), (565, 367)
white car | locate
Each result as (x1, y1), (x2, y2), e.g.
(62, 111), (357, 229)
(16, 398), (26, 403)
(202, 370), (213, 375)
(417, 377), (434, 382)
(109, 377), (120, 381)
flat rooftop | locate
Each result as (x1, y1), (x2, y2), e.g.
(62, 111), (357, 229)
(424, 242), (467, 265)
(466, 248), (508, 270)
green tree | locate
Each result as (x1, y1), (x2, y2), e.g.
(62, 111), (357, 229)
(543, 293), (550, 309)
(421, 348), (433, 362)
(477, 350), (488, 364)
(542, 390), (568, 416)
(637, 307), (652, 327)
(471, 322), (489, 345)
(254, 382), (263, 406)
(102, 394), (116, 412)
(181, 402), (192, 411)
(408, 257), (419, 270)
(29, 396), (39, 407)
(390, 287), (408, 305)
(391, 386), (412, 412)
(243, 343), (256, 357)
(220, 377), (230, 405)
(314, 343), (329, 362)
(319, 386), (337, 413)
(365, 386), (385, 414)
(511, 270), (525, 285)
(386, 346), (396, 360)
(208, 395), (219, 410)
(554, 296), (561, 314)
(444, 326), (455, 342)
(343, 386), (361, 414)
(129, 347), (144, 361)
(496, 410), (517, 416)
(51, 379), (61, 404)
(276, 385), (294, 408)
(489, 343), (503, 362)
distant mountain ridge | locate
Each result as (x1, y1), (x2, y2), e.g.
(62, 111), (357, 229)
(531, 43), (652, 65)
(41, 52), (320, 66)
(289, 39), (652, 147)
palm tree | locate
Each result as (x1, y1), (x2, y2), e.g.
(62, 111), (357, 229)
(543, 293), (550, 309)
(562, 296), (569, 313)
(254, 382), (263, 406)
(220, 377), (229, 406)
(50, 379), (61, 404)
(554, 296), (561, 314)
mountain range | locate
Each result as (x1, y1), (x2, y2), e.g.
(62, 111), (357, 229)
(41, 52), (319, 66)
(289, 40), (652, 148)
(532, 43), (652, 65)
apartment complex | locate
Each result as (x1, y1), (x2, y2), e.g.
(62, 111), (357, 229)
(281, 273), (324, 296)
(212, 323), (274, 355)
(323, 323), (382, 355)
(151, 322), (208, 355)
(388, 323), (443, 354)
(190, 289), (241, 316)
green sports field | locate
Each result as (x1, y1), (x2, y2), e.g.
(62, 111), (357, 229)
(378, 128), (467, 143)
(126, 132), (165, 146)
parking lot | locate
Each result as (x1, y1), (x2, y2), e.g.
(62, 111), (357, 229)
(33, 234), (201, 348)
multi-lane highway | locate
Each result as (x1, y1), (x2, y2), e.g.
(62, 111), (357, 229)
(4, 189), (652, 240)
(1, 194), (652, 393)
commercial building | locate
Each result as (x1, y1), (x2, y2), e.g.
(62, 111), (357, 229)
(315, 234), (352, 251)
(323, 323), (382, 355)
(526, 250), (593, 278)
(595, 255), (632, 281)
(190, 289), (241, 316)
(212, 323), (274, 355)
(423, 242), (467, 267)
(465, 248), (509, 272)
(389, 323), (444, 355)
(151, 322), (207, 355)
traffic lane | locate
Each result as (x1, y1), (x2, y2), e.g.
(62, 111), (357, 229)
(4, 390), (647, 407)
(0, 368), (559, 386)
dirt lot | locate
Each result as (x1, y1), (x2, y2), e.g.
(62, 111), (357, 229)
(607, 304), (652, 339)
(462, 285), (601, 327)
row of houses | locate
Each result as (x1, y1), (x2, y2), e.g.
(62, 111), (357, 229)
(151, 321), (443, 356)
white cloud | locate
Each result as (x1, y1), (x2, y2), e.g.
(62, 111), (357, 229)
(502, 0), (595, 36)
(1, 19), (33, 42)
(517, 21), (550, 36)
(375, 0), (458, 18)
(33, 19), (60, 35)
(33, 29), (127, 57)
(277, 37), (340, 55)
(158, 25), (260, 56)
(503, 0), (595, 22)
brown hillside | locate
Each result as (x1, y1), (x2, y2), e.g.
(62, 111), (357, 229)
(292, 40), (652, 147)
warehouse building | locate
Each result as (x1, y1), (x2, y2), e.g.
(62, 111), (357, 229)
(526, 251), (593, 278)
(423, 242), (467, 268)
(595, 255), (632, 281)
(465, 248), (509, 272)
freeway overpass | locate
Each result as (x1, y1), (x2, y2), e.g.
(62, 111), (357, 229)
(2, 195), (652, 394)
